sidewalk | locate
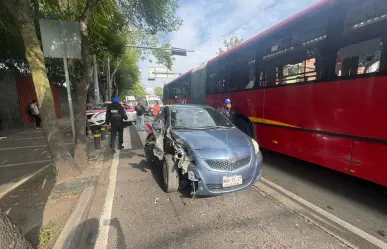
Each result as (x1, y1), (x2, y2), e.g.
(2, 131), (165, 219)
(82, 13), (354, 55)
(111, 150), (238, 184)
(0, 120), (109, 248)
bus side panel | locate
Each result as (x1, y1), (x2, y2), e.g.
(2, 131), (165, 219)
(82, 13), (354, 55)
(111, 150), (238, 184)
(256, 124), (352, 174)
(231, 90), (265, 121)
(264, 76), (387, 141)
(205, 90), (265, 121)
(350, 141), (387, 186)
(205, 94), (224, 109)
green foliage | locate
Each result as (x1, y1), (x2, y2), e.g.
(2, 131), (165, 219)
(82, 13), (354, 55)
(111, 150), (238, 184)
(0, 2), (26, 69)
(217, 36), (243, 55)
(115, 48), (140, 98)
(1, 0), (181, 92)
(118, 0), (182, 35)
(124, 83), (145, 98)
(154, 86), (163, 98)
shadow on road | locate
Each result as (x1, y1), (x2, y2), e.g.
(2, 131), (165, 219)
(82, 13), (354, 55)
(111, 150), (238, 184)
(77, 218), (127, 248)
(0, 165), (56, 248)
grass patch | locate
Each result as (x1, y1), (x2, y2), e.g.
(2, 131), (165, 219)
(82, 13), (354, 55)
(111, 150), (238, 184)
(38, 221), (56, 249)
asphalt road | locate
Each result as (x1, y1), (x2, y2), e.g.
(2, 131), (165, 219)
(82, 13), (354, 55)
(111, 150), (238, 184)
(262, 151), (387, 244)
(0, 127), (73, 196)
(85, 124), (356, 249)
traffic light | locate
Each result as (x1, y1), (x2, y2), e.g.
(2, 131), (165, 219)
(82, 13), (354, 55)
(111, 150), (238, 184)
(171, 48), (187, 56)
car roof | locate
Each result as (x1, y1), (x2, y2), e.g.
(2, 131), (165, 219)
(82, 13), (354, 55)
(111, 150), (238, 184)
(166, 104), (214, 109)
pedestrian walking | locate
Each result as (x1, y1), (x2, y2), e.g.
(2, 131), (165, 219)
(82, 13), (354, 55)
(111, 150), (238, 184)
(135, 101), (146, 131)
(106, 97), (128, 151)
(29, 100), (41, 128)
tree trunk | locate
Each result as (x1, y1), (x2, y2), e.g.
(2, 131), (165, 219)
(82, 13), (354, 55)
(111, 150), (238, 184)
(2, 0), (78, 181)
(0, 210), (33, 249)
(108, 58), (122, 98)
(74, 2), (95, 167)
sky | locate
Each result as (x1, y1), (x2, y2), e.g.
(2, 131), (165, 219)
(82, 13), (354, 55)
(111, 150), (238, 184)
(140, 0), (319, 92)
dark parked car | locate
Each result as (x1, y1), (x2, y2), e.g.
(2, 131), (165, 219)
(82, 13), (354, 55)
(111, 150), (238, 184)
(144, 105), (263, 196)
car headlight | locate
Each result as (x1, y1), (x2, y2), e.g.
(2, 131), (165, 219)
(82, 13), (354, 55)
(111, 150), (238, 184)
(251, 138), (260, 153)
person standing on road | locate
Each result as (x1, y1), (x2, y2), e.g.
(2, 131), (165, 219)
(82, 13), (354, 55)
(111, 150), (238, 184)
(153, 101), (160, 118)
(135, 101), (146, 131)
(106, 97), (128, 151)
(30, 100), (41, 129)
(219, 98), (235, 124)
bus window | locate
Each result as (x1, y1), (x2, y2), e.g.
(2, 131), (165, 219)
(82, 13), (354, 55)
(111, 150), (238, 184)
(259, 69), (267, 87)
(335, 38), (382, 76)
(206, 63), (218, 94)
(281, 58), (317, 84)
(245, 66), (256, 89)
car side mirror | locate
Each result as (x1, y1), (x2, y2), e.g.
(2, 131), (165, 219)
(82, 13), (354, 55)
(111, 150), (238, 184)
(152, 121), (163, 133)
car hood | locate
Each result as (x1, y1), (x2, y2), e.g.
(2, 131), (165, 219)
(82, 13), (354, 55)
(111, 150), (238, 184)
(171, 128), (251, 150)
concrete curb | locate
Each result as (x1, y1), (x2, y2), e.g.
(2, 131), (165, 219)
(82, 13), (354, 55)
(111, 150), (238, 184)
(52, 187), (95, 249)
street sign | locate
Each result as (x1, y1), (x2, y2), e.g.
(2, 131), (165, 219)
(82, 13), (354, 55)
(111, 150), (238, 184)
(39, 19), (81, 143)
(148, 67), (180, 80)
(172, 48), (187, 56)
(39, 19), (81, 59)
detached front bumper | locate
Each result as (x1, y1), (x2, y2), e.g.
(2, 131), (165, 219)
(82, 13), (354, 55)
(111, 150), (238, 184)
(189, 152), (263, 196)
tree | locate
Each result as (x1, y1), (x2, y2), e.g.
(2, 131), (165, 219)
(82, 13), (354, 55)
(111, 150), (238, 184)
(0, 209), (33, 249)
(154, 86), (163, 98)
(217, 36), (243, 55)
(73, 0), (182, 167)
(1, 0), (78, 180)
(125, 83), (145, 98)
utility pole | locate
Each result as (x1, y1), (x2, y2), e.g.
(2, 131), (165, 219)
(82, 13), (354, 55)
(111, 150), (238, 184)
(107, 57), (111, 100)
(93, 55), (100, 103)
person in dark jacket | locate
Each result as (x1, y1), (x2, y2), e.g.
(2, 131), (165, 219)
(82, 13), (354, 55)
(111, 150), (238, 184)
(106, 97), (128, 150)
(219, 98), (235, 124)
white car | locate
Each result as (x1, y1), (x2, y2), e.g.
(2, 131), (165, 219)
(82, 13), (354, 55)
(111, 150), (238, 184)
(123, 105), (137, 125)
(86, 104), (137, 127)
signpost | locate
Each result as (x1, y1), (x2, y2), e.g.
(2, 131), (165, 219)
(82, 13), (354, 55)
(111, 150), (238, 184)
(148, 67), (180, 81)
(171, 47), (187, 56)
(39, 19), (81, 142)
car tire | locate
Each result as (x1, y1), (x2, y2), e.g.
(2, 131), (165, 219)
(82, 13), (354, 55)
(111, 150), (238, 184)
(235, 117), (254, 138)
(162, 154), (179, 193)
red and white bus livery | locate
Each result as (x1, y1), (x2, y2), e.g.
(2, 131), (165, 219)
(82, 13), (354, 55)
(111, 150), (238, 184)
(163, 0), (387, 186)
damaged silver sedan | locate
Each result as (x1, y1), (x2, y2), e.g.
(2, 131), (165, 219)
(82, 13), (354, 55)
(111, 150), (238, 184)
(144, 105), (263, 196)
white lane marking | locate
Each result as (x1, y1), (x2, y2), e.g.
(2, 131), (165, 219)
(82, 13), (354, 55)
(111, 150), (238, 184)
(0, 145), (47, 151)
(95, 126), (131, 249)
(17, 130), (43, 134)
(0, 164), (51, 199)
(0, 137), (45, 141)
(0, 160), (52, 168)
(94, 150), (120, 249)
(256, 177), (387, 249)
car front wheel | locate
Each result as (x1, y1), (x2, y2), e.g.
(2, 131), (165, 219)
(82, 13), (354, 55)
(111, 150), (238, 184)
(162, 155), (179, 193)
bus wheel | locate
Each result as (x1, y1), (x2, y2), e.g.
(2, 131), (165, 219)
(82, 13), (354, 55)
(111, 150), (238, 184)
(236, 117), (253, 138)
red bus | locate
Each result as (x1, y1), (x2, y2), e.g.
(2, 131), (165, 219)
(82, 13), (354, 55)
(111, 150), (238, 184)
(163, 0), (387, 186)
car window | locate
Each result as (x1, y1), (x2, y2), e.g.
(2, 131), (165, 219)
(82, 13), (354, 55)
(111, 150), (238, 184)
(170, 106), (233, 129)
(90, 104), (107, 110)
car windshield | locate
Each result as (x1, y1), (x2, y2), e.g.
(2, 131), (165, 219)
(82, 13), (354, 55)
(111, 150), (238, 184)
(170, 106), (233, 129)
(147, 99), (162, 106)
(89, 104), (107, 110)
